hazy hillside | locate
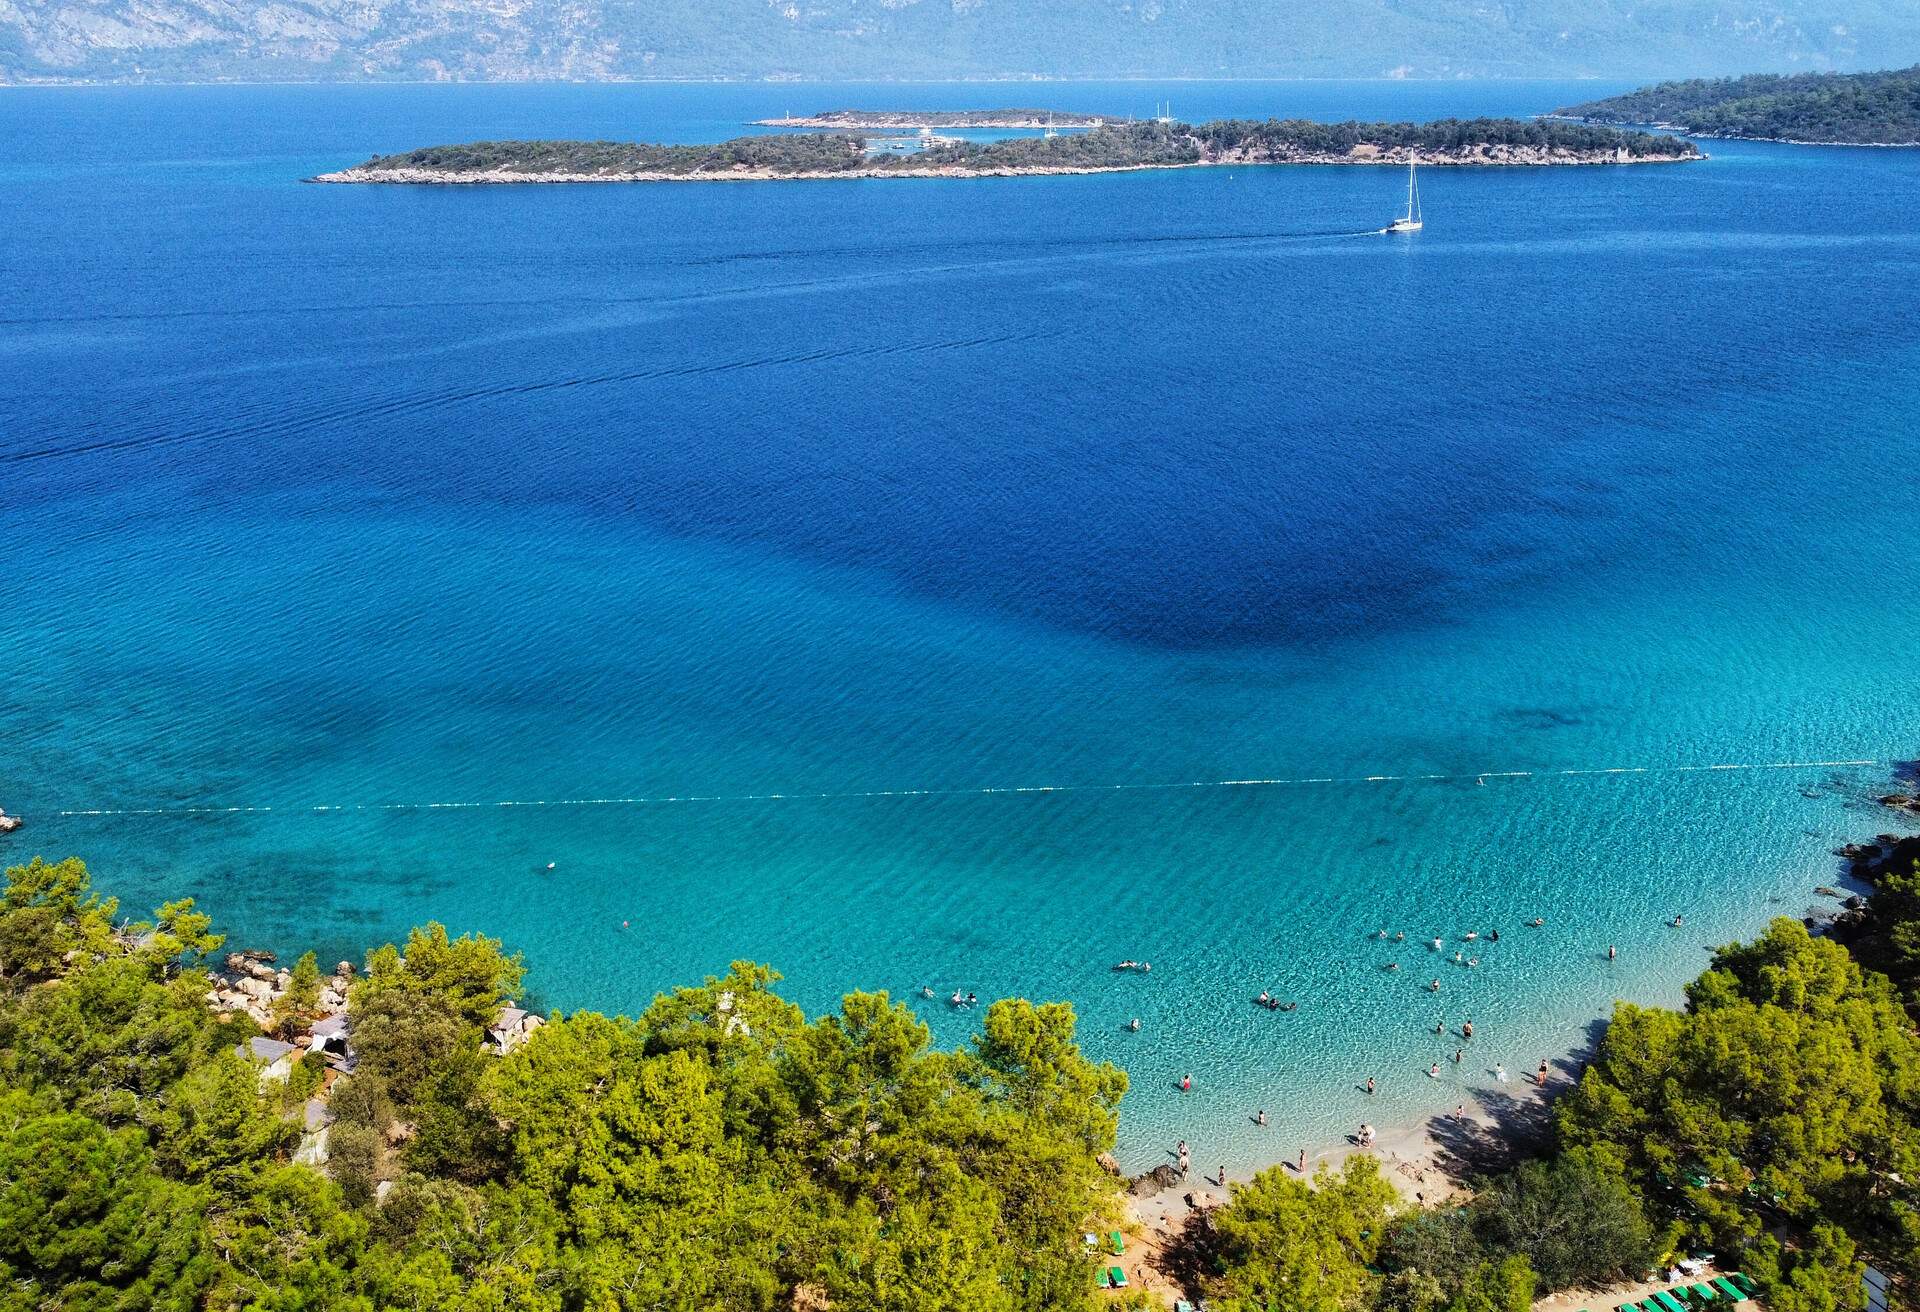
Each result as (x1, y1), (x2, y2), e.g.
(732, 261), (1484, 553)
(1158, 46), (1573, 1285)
(1559, 65), (1920, 142)
(6, 0), (1920, 84)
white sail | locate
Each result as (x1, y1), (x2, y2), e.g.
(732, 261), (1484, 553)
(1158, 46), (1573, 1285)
(1386, 161), (1423, 232)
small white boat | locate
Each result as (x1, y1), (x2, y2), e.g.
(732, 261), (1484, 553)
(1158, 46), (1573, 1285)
(1385, 161), (1423, 233)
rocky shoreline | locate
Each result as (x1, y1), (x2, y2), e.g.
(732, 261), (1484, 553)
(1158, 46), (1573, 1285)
(752, 110), (1111, 129)
(310, 143), (1698, 185)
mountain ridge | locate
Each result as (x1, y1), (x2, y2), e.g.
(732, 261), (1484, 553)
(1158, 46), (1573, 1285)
(7, 0), (1920, 85)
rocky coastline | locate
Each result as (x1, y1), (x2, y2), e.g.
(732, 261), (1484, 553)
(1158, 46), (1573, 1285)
(752, 109), (1112, 129)
(310, 142), (1698, 185)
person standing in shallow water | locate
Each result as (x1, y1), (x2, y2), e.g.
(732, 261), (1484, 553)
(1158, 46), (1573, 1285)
(1365, 1076), (1375, 1094)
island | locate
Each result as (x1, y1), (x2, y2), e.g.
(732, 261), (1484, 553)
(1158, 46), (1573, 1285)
(752, 108), (1113, 128)
(1558, 65), (1920, 145)
(309, 116), (1701, 184)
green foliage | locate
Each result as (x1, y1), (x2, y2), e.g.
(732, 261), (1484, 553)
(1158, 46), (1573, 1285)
(0, 861), (1127, 1311)
(0, 856), (116, 990)
(1206, 1156), (1400, 1312)
(273, 950), (322, 1039)
(1559, 917), (1916, 1292)
(351, 987), (474, 1106)
(1470, 1148), (1652, 1291)
(1561, 66), (1920, 145)
(357, 116), (1693, 181)
(355, 922), (524, 1029)
(1443, 1255), (1534, 1312)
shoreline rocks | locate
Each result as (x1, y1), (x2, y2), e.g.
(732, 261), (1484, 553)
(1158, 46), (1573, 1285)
(309, 143), (1698, 186)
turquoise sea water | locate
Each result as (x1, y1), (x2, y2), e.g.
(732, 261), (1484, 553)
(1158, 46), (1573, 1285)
(3, 81), (1920, 1171)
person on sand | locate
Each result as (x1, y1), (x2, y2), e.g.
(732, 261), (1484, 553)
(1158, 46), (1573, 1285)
(1298, 1149), (1306, 1171)
(1455, 1103), (1465, 1120)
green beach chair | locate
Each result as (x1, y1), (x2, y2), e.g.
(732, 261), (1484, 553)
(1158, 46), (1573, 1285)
(1109, 1230), (1124, 1256)
(1654, 1291), (1688, 1312)
(1690, 1284), (1718, 1302)
(1711, 1278), (1744, 1301)
(1727, 1274), (1757, 1298)
(1106, 1265), (1127, 1289)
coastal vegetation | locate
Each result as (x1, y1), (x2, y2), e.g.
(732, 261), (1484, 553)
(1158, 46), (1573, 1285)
(320, 117), (1698, 183)
(1196, 901), (1920, 1311)
(753, 110), (1115, 129)
(5, 834), (1917, 1309)
(0, 856), (1129, 1310)
(1559, 66), (1920, 144)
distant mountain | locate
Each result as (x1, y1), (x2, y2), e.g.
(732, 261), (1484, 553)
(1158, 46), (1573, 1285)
(6, 0), (1920, 85)
(1559, 65), (1920, 143)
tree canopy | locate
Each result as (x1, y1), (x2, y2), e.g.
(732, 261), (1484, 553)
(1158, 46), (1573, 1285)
(0, 856), (1129, 1311)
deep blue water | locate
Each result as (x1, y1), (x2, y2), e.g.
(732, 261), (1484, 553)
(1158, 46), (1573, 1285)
(4, 81), (1920, 1171)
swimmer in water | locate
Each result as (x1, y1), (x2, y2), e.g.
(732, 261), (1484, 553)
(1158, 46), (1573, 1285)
(1429, 979), (1442, 993)
(1529, 917), (1544, 928)
(1394, 930), (1406, 942)
(1128, 1018), (1141, 1031)
(1429, 1063), (1440, 1078)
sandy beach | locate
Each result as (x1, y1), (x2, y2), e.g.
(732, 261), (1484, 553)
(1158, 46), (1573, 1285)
(1116, 1067), (1569, 1305)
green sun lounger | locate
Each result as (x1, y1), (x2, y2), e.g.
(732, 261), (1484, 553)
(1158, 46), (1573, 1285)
(1690, 1284), (1718, 1302)
(1106, 1265), (1127, 1289)
(1109, 1230), (1124, 1256)
(1711, 1278), (1744, 1301)
(1654, 1291), (1688, 1312)
(1727, 1274), (1757, 1297)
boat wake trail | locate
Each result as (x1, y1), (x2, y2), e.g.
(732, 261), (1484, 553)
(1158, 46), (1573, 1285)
(40, 758), (1882, 821)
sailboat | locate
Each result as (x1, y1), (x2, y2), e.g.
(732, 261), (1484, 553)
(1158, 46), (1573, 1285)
(1385, 161), (1423, 233)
